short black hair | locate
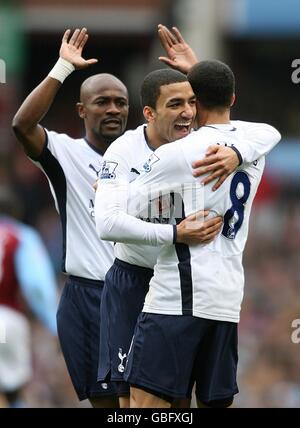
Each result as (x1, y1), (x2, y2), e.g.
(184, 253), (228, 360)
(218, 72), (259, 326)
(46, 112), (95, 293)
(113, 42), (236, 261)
(141, 69), (188, 109)
(187, 60), (235, 110)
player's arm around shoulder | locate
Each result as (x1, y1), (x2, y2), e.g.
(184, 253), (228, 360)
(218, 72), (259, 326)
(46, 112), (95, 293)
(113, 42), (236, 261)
(192, 123), (281, 191)
(233, 121), (281, 164)
(134, 142), (185, 190)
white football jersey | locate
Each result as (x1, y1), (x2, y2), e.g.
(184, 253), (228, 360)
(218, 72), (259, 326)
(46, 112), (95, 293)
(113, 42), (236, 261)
(95, 125), (174, 269)
(128, 121), (281, 322)
(32, 130), (114, 281)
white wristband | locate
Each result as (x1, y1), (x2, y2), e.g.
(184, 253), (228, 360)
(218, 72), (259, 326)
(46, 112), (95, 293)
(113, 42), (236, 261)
(48, 57), (75, 83)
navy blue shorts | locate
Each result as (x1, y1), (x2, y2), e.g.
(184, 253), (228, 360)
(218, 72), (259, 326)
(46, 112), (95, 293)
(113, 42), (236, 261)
(98, 259), (153, 395)
(124, 313), (239, 402)
(56, 276), (117, 401)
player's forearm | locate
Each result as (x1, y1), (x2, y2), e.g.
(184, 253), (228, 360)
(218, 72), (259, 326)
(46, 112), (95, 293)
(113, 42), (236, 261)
(95, 186), (174, 246)
(97, 209), (174, 245)
(236, 124), (281, 163)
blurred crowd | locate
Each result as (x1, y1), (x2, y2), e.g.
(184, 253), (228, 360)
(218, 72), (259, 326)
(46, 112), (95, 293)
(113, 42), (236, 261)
(237, 181), (300, 407)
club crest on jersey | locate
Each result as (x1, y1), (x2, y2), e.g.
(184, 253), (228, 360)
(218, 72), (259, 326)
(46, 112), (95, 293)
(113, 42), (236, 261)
(118, 348), (127, 373)
(143, 153), (160, 172)
(100, 161), (118, 179)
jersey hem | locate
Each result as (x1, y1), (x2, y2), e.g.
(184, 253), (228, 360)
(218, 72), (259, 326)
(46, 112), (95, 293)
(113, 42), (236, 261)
(142, 307), (239, 323)
(125, 378), (191, 400)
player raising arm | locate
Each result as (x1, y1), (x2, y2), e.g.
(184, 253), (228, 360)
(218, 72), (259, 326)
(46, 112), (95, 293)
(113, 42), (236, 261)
(12, 28), (128, 408)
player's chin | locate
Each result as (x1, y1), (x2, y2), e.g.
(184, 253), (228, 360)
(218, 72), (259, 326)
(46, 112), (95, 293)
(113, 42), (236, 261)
(101, 127), (124, 140)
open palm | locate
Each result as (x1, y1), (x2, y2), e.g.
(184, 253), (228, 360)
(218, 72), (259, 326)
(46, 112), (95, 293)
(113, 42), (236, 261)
(158, 24), (198, 74)
(59, 28), (98, 69)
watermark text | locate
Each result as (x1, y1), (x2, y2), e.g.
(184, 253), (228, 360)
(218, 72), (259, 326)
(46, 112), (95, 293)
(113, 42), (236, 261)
(291, 59), (300, 84)
(291, 319), (300, 344)
(107, 412), (193, 425)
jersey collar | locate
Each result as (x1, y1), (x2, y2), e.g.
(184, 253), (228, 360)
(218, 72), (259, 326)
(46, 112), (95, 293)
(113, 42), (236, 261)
(143, 126), (156, 152)
(83, 138), (106, 156)
(203, 124), (237, 131)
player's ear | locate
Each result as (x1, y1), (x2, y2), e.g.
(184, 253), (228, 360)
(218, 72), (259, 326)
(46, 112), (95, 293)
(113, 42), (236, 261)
(76, 102), (86, 119)
(230, 94), (236, 107)
(143, 106), (156, 123)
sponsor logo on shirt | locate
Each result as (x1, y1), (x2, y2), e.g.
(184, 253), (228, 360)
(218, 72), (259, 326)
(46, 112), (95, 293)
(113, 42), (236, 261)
(100, 161), (118, 179)
(89, 163), (102, 178)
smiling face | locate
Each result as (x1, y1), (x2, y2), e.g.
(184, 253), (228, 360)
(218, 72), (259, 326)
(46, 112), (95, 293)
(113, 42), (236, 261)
(78, 74), (129, 145)
(144, 81), (196, 146)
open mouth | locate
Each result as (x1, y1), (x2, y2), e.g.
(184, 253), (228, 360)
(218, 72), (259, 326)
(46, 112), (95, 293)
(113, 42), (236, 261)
(174, 122), (192, 134)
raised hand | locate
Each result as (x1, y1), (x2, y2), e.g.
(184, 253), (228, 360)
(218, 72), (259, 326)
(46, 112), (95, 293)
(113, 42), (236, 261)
(59, 28), (98, 69)
(158, 24), (198, 74)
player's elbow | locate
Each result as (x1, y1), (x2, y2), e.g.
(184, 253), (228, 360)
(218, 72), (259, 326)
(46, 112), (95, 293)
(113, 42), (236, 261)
(12, 113), (31, 142)
(95, 213), (114, 241)
(274, 128), (281, 143)
(98, 227), (112, 241)
(266, 124), (281, 144)
(12, 113), (25, 135)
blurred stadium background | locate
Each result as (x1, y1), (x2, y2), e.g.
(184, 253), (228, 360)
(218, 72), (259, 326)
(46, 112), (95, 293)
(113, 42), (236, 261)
(1, 0), (300, 408)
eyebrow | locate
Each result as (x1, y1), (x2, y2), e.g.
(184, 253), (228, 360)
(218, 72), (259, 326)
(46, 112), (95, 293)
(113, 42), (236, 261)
(167, 95), (196, 104)
(93, 96), (128, 102)
(166, 98), (184, 104)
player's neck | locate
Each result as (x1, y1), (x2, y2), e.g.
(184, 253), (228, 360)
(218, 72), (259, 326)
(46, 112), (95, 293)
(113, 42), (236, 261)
(145, 125), (166, 150)
(85, 131), (111, 155)
(197, 109), (231, 127)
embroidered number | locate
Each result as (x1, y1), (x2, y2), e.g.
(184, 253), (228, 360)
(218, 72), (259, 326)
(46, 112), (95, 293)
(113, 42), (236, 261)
(222, 171), (251, 240)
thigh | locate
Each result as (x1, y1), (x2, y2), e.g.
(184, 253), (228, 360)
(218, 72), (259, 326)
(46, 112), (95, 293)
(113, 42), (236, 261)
(99, 263), (151, 382)
(193, 320), (239, 403)
(56, 279), (117, 400)
(124, 313), (200, 400)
